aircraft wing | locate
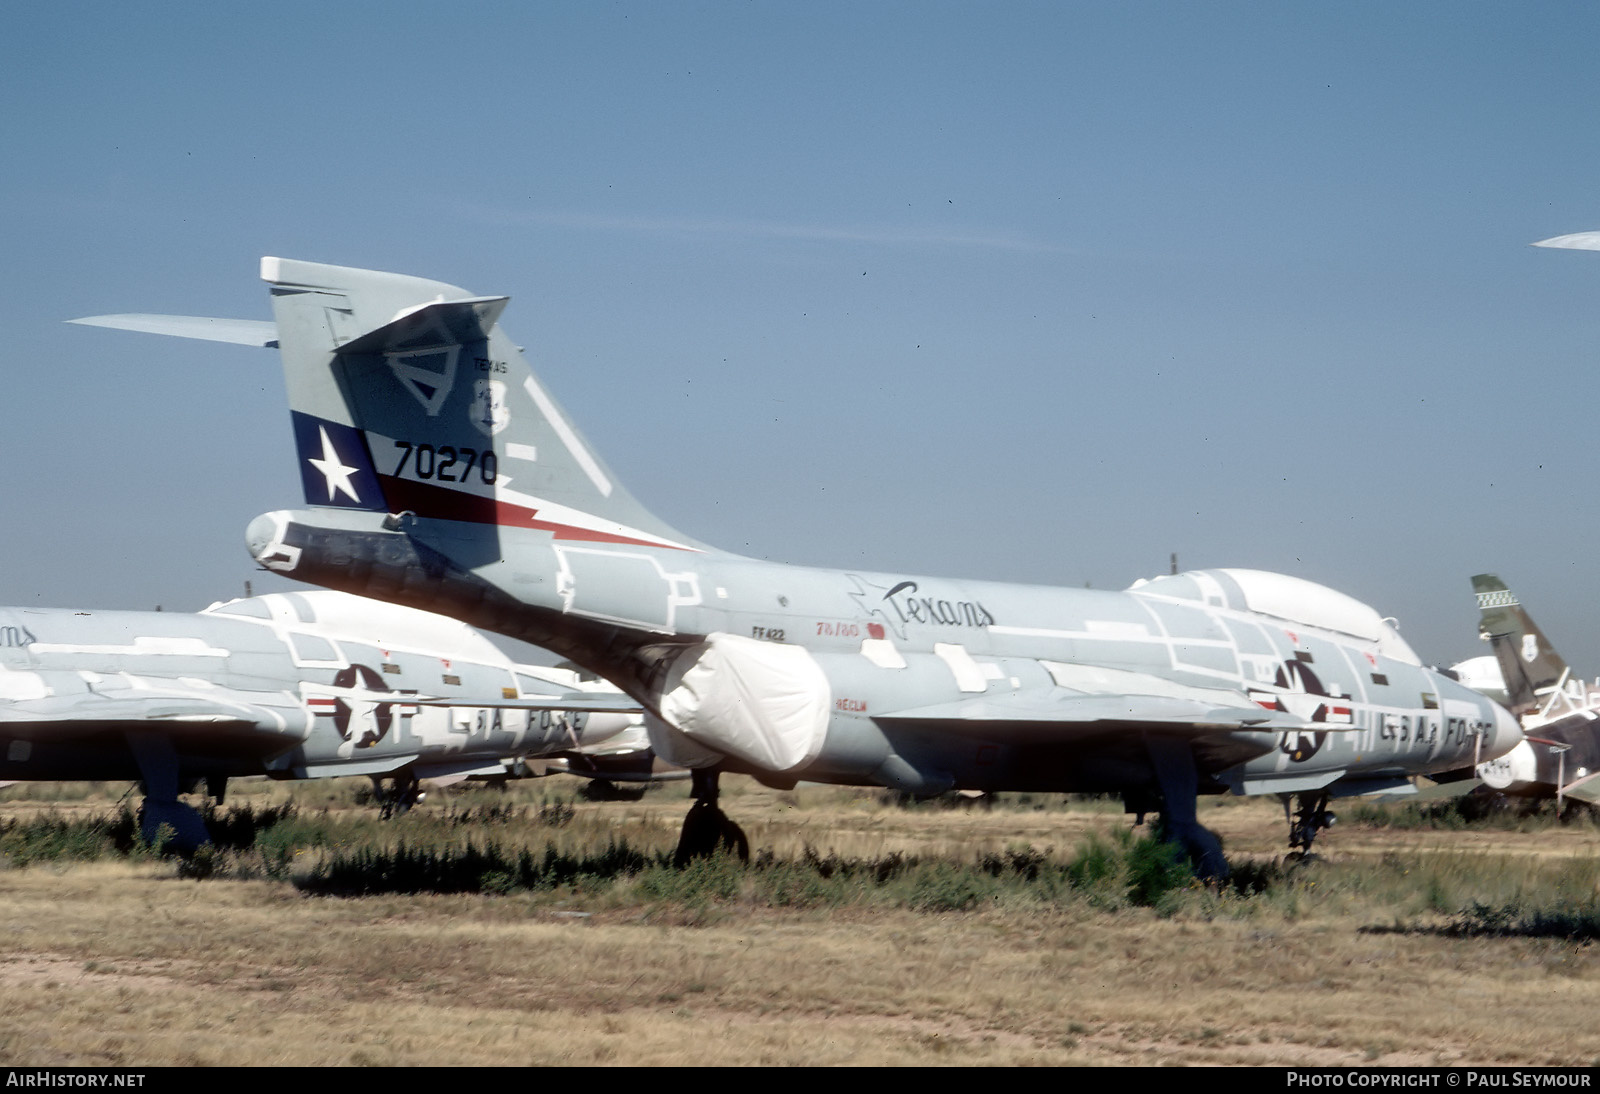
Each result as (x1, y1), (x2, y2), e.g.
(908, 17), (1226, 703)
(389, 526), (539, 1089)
(0, 679), (307, 750)
(872, 689), (1321, 742)
(572, 740), (653, 758)
(1406, 776), (1485, 801)
(67, 314), (279, 347)
(868, 686), (1332, 795)
(409, 692), (642, 714)
(1532, 232), (1600, 251)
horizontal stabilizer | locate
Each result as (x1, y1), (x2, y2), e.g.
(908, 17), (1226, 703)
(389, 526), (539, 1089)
(261, 256), (467, 299)
(335, 297), (509, 355)
(68, 314), (278, 347)
(1562, 771), (1600, 805)
(1409, 777), (1484, 801)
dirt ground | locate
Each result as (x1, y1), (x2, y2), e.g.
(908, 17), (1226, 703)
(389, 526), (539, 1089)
(0, 783), (1597, 1067)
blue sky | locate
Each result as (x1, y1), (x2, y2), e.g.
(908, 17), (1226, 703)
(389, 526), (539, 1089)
(4, 1), (1599, 667)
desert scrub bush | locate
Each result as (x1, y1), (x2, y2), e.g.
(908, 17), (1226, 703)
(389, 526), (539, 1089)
(757, 834), (1191, 914)
(1447, 898), (1600, 941)
(443, 799), (576, 829)
(0, 803), (275, 866)
(1333, 849), (1600, 919)
(1123, 831), (1194, 911)
(902, 861), (1005, 911)
(633, 852), (745, 906)
(755, 857), (855, 908)
(292, 825), (1199, 914)
(1344, 798), (1476, 830)
(199, 800), (302, 850)
(183, 841), (301, 882)
(1347, 794), (1593, 832)
(978, 843), (1051, 881)
(0, 807), (130, 865)
(1064, 827), (1195, 914)
(298, 837), (657, 896)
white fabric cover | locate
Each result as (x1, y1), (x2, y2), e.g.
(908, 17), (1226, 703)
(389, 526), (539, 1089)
(657, 633), (831, 772)
(641, 713), (726, 770)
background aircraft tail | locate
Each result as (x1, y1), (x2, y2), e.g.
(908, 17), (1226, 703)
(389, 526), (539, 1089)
(1472, 573), (1568, 715)
(262, 257), (699, 551)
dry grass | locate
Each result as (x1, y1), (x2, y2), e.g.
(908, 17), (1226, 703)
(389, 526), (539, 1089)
(0, 781), (1597, 1066)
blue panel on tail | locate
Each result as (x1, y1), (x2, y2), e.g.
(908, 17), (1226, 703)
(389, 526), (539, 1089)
(292, 411), (387, 510)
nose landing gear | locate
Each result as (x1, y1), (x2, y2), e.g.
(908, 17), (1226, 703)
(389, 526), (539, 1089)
(371, 769), (425, 818)
(1284, 792), (1336, 859)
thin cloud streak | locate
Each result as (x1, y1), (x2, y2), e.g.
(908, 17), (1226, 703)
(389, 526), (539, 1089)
(460, 206), (1069, 254)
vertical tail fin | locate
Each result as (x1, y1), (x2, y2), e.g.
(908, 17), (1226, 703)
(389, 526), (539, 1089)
(262, 258), (699, 552)
(1472, 573), (1569, 715)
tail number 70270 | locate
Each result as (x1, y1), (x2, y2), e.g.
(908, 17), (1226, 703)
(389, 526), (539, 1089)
(393, 441), (499, 485)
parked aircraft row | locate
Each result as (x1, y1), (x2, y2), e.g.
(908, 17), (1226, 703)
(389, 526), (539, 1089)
(67, 255), (1541, 876)
(0, 589), (648, 848)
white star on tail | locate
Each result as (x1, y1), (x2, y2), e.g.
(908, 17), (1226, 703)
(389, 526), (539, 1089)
(309, 426), (361, 503)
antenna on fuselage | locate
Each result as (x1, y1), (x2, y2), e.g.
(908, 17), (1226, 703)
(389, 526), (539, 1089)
(1171, 553), (1179, 576)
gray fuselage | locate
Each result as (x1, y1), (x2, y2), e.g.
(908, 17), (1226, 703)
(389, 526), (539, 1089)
(248, 511), (1521, 803)
(0, 591), (620, 788)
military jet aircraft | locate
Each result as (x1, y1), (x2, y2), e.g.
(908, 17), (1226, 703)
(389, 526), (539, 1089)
(72, 259), (1522, 874)
(1452, 574), (1600, 808)
(0, 588), (642, 848)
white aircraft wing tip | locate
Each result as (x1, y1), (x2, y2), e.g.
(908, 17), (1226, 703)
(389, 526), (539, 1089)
(1532, 231), (1600, 251)
(66, 313), (278, 347)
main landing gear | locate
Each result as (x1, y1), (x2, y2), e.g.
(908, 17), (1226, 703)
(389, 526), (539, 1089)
(1145, 736), (1230, 880)
(128, 731), (212, 855)
(673, 767), (750, 867)
(371, 769), (425, 818)
(1283, 792), (1335, 860)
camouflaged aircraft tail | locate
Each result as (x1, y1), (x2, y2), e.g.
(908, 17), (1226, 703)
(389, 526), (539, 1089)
(1472, 573), (1569, 716)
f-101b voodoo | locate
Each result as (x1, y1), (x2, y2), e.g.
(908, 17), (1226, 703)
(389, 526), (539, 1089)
(73, 260), (1521, 874)
(0, 588), (641, 848)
